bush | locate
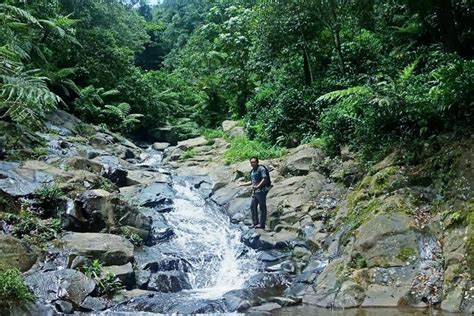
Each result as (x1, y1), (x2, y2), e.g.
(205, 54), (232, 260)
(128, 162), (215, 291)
(0, 267), (35, 309)
(223, 136), (286, 164)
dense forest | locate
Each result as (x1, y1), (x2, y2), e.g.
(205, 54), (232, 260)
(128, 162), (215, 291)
(1, 0), (473, 159)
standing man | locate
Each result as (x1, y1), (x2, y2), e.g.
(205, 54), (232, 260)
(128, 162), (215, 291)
(239, 157), (270, 229)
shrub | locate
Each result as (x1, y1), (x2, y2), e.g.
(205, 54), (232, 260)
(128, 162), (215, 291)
(0, 267), (35, 309)
(223, 136), (286, 164)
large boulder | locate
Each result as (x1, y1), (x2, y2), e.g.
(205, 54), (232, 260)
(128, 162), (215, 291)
(176, 137), (208, 151)
(68, 190), (152, 240)
(353, 213), (419, 268)
(0, 235), (37, 271)
(25, 269), (95, 307)
(281, 145), (324, 176)
(61, 232), (134, 266)
(0, 161), (55, 198)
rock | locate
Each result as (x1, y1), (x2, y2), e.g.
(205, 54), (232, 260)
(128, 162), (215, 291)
(222, 120), (238, 132)
(62, 232), (134, 266)
(0, 161), (55, 198)
(353, 213), (419, 267)
(281, 145), (324, 176)
(0, 235), (37, 272)
(147, 271), (192, 292)
(93, 156), (128, 187)
(361, 284), (411, 307)
(244, 272), (291, 297)
(223, 289), (253, 312)
(80, 296), (109, 312)
(333, 281), (365, 308)
(120, 183), (174, 209)
(247, 302), (281, 313)
(55, 300), (74, 313)
(176, 137), (208, 151)
(268, 296), (300, 307)
(25, 269), (95, 306)
(153, 142), (170, 151)
(303, 259), (343, 307)
(150, 127), (178, 145)
(120, 148), (136, 160)
(63, 157), (103, 174)
(102, 262), (135, 289)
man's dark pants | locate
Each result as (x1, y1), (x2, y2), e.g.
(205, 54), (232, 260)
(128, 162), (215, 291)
(251, 191), (268, 228)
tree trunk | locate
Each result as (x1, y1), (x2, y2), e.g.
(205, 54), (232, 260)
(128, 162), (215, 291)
(437, 0), (460, 54)
(303, 45), (313, 86)
(332, 25), (345, 74)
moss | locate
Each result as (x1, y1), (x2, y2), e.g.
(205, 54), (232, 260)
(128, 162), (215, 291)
(350, 254), (367, 269)
(397, 246), (416, 262)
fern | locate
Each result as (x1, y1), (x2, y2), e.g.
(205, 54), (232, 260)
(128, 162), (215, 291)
(317, 86), (373, 102)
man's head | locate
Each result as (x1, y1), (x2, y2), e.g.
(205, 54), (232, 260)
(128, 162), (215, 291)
(250, 156), (259, 169)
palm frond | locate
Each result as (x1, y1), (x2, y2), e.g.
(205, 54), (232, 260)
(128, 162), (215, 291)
(0, 4), (42, 27)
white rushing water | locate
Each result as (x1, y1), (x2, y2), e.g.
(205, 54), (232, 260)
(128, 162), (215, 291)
(162, 181), (259, 299)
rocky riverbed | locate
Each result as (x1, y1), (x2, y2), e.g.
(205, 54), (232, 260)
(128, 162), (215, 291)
(0, 111), (472, 314)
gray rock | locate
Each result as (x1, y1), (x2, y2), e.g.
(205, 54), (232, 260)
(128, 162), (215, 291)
(152, 142), (170, 151)
(247, 302), (281, 313)
(176, 137), (208, 151)
(147, 271), (192, 292)
(93, 155), (128, 187)
(80, 296), (109, 312)
(354, 213), (419, 267)
(303, 258), (344, 307)
(25, 269), (95, 306)
(102, 262), (135, 289)
(281, 145), (324, 176)
(333, 281), (365, 308)
(54, 300), (73, 313)
(0, 235), (37, 272)
(361, 284), (411, 307)
(62, 232), (134, 266)
(0, 161), (54, 197)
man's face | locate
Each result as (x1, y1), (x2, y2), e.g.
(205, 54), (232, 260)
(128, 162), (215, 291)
(250, 159), (258, 169)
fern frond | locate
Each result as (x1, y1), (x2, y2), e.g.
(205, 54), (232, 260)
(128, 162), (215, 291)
(399, 59), (419, 82)
(317, 86), (373, 102)
(0, 4), (42, 27)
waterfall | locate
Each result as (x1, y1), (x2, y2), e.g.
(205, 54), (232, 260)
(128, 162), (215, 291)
(162, 180), (259, 299)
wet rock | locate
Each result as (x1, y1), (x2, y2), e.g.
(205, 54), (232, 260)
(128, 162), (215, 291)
(223, 289), (254, 312)
(80, 296), (109, 312)
(247, 302), (281, 314)
(244, 272), (291, 299)
(25, 269), (95, 306)
(93, 155), (128, 187)
(147, 271), (191, 292)
(62, 232), (134, 266)
(102, 262), (135, 290)
(125, 170), (168, 186)
(120, 182), (175, 209)
(268, 296), (301, 307)
(63, 157), (103, 174)
(0, 235), (37, 272)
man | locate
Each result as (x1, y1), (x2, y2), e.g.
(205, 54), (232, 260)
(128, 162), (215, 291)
(239, 157), (270, 229)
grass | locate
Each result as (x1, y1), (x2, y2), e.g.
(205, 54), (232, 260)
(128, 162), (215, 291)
(182, 148), (197, 160)
(201, 128), (225, 140)
(223, 136), (286, 164)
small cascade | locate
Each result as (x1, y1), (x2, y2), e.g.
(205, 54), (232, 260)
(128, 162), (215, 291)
(161, 181), (259, 299)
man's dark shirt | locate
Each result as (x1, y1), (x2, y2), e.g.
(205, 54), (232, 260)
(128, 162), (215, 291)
(251, 165), (269, 193)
